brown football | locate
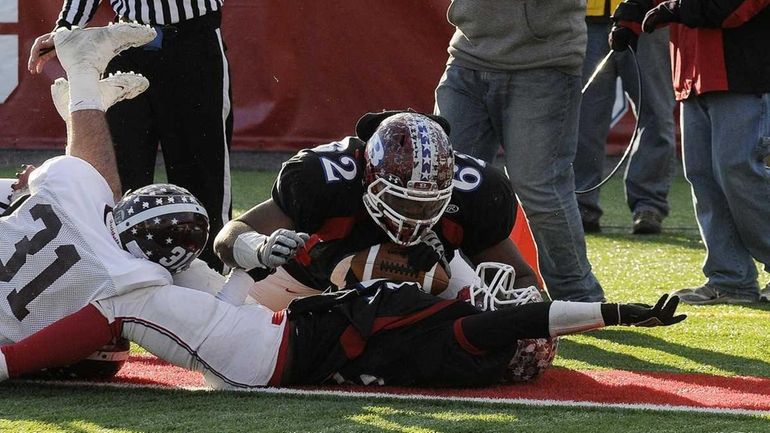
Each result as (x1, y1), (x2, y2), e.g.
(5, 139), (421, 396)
(330, 242), (450, 295)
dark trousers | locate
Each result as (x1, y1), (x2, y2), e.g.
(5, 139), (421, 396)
(105, 11), (233, 272)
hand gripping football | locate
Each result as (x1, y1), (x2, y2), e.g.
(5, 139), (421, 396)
(330, 242), (450, 295)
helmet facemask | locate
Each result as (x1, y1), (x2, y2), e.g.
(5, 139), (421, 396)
(469, 262), (542, 311)
(363, 177), (452, 246)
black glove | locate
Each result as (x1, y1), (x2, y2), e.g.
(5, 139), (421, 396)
(406, 230), (452, 278)
(609, 25), (639, 52)
(618, 294), (687, 327)
(609, 0), (652, 51)
(642, 0), (681, 33)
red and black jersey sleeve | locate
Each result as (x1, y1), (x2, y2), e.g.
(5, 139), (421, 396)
(441, 153), (517, 257)
(677, 0), (769, 28)
(271, 137), (367, 233)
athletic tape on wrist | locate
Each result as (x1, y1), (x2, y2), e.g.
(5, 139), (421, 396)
(216, 268), (256, 306)
(548, 301), (605, 337)
(233, 231), (268, 270)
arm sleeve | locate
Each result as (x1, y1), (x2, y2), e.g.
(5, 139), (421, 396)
(270, 153), (329, 233)
(678, 0), (769, 28)
(459, 171), (516, 257)
(56, 0), (104, 29)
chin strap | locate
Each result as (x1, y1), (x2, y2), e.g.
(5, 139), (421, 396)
(576, 47), (643, 195)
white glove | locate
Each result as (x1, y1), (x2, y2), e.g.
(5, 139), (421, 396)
(233, 229), (310, 270)
(257, 229), (310, 268)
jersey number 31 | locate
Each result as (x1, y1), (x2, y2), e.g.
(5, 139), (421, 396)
(1, 204), (81, 321)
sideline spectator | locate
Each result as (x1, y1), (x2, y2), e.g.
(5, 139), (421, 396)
(612, 0), (770, 304)
(434, 0), (605, 302)
(28, 0), (233, 272)
(575, 0), (676, 235)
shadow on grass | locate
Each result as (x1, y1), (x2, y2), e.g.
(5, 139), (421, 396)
(590, 232), (704, 251)
(558, 329), (770, 377)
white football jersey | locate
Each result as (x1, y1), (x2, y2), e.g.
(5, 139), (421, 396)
(0, 156), (172, 343)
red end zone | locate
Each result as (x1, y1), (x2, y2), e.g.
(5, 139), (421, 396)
(105, 355), (770, 414)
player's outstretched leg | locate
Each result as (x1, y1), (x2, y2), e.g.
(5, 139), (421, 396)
(51, 72), (150, 121)
(53, 23), (156, 77)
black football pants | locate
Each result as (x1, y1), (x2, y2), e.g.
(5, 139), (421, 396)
(105, 11), (233, 272)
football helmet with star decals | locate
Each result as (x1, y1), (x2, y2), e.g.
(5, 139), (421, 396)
(468, 262), (559, 383)
(360, 111), (454, 246)
(112, 183), (209, 274)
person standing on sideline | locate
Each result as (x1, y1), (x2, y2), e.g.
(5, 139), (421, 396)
(612, 0), (770, 304)
(434, 0), (605, 302)
(28, 0), (233, 272)
(575, 0), (676, 235)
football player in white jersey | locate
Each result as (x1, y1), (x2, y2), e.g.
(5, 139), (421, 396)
(0, 22), (216, 378)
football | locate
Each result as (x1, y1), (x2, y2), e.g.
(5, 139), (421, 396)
(330, 242), (451, 295)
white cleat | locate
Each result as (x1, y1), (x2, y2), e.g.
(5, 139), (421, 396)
(51, 72), (150, 120)
(53, 22), (156, 76)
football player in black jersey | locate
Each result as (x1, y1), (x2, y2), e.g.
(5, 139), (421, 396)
(1, 266), (686, 388)
(213, 110), (541, 310)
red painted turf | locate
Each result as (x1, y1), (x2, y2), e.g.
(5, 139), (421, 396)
(112, 355), (770, 411)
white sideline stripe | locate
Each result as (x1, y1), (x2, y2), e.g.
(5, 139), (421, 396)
(215, 28), (232, 230)
(17, 380), (770, 417)
(254, 388), (770, 417)
(117, 203), (206, 232)
(363, 244), (379, 280)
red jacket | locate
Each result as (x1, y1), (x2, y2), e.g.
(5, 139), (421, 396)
(667, 0), (770, 101)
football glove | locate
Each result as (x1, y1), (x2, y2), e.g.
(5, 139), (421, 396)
(619, 294), (687, 327)
(609, 25), (639, 52)
(407, 230), (452, 278)
(609, 0), (651, 51)
(642, 1), (681, 33)
(257, 229), (310, 269)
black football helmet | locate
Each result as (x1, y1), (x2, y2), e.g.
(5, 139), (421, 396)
(112, 184), (209, 274)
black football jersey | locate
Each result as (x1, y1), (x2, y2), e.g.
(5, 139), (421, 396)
(286, 279), (515, 387)
(271, 138), (517, 289)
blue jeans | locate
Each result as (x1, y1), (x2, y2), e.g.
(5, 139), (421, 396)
(682, 92), (770, 295)
(574, 23), (676, 222)
(435, 65), (605, 302)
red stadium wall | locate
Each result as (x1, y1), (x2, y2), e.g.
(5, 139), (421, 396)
(1, 0), (650, 153)
(0, 0), (454, 150)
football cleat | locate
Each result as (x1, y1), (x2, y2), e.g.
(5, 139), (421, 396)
(53, 22), (156, 76)
(51, 72), (149, 120)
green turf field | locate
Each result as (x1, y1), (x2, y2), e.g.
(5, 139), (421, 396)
(1, 167), (768, 432)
